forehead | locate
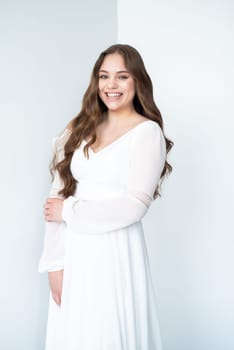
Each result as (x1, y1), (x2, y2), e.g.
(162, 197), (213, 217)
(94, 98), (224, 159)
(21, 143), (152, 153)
(100, 53), (127, 72)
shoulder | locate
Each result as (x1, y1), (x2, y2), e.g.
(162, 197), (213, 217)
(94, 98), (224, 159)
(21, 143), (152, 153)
(131, 120), (165, 151)
(53, 119), (73, 144)
(66, 119), (73, 130)
(52, 128), (71, 152)
(134, 119), (163, 137)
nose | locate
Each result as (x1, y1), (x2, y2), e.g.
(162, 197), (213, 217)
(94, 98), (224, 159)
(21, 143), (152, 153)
(107, 77), (118, 89)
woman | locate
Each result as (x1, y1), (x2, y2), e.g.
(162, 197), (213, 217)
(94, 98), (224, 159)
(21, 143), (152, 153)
(39, 44), (173, 350)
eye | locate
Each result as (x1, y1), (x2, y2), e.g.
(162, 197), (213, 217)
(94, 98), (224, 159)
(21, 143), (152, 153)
(119, 75), (129, 80)
(99, 74), (108, 79)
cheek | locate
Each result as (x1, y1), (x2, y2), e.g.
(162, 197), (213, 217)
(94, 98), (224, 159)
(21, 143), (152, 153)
(127, 80), (136, 96)
(98, 84), (105, 101)
(98, 79), (104, 92)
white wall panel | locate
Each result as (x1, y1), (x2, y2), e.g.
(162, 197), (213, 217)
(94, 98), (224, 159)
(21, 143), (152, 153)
(0, 1), (117, 348)
(118, 1), (234, 349)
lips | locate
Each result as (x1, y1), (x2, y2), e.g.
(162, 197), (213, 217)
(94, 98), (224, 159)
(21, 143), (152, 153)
(105, 92), (123, 97)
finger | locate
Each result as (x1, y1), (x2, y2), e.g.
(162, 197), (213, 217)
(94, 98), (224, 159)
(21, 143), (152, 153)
(49, 197), (63, 203)
(46, 198), (58, 204)
(45, 214), (53, 221)
(47, 197), (62, 203)
(44, 210), (52, 220)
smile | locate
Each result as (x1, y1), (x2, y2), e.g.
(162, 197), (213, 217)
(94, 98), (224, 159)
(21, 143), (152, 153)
(105, 93), (123, 97)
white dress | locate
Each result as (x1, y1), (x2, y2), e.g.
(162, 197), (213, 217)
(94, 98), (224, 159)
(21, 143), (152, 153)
(39, 120), (166, 350)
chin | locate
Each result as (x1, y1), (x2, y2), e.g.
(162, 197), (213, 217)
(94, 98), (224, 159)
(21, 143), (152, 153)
(108, 105), (125, 112)
(107, 101), (130, 110)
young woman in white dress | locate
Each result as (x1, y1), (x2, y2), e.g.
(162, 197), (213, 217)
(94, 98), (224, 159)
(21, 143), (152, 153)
(39, 44), (173, 350)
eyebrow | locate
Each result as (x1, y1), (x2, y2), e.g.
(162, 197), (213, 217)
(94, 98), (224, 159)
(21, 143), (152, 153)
(99, 70), (129, 73)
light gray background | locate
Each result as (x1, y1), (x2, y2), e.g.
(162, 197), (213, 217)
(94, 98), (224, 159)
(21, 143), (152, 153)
(1, 0), (234, 349)
(0, 0), (116, 349)
(118, 0), (234, 349)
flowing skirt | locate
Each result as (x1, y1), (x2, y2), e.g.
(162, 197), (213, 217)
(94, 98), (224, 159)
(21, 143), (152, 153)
(45, 221), (162, 350)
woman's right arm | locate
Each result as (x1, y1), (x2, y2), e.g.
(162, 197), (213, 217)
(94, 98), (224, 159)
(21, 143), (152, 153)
(38, 132), (67, 273)
(38, 131), (69, 306)
(38, 169), (66, 273)
(38, 168), (66, 306)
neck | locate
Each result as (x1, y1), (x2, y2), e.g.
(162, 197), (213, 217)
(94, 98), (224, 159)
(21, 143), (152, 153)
(106, 106), (137, 126)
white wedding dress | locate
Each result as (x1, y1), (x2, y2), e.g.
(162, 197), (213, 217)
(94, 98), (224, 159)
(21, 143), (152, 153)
(39, 120), (166, 350)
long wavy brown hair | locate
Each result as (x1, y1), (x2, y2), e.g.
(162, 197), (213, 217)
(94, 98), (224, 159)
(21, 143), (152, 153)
(52, 44), (173, 199)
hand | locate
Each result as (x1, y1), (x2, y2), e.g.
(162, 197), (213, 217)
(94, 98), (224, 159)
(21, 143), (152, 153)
(44, 197), (64, 222)
(48, 270), (64, 306)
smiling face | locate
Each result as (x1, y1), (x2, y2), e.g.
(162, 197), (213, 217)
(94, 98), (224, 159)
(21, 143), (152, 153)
(98, 53), (136, 113)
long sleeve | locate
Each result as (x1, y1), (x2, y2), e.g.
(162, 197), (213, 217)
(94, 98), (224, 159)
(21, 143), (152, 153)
(38, 129), (70, 273)
(62, 123), (166, 235)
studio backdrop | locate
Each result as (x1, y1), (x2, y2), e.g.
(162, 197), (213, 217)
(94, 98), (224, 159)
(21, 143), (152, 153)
(0, 0), (233, 349)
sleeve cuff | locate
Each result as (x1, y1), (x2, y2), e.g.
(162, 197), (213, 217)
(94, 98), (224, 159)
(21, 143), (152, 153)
(38, 260), (64, 273)
(62, 196), (77, 222)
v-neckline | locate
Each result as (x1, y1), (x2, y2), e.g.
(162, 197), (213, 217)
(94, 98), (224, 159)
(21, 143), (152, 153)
(83, 120), (154, 156)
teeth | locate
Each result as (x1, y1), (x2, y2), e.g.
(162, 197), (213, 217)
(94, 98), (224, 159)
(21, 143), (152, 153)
(106, 93), (122, 97)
